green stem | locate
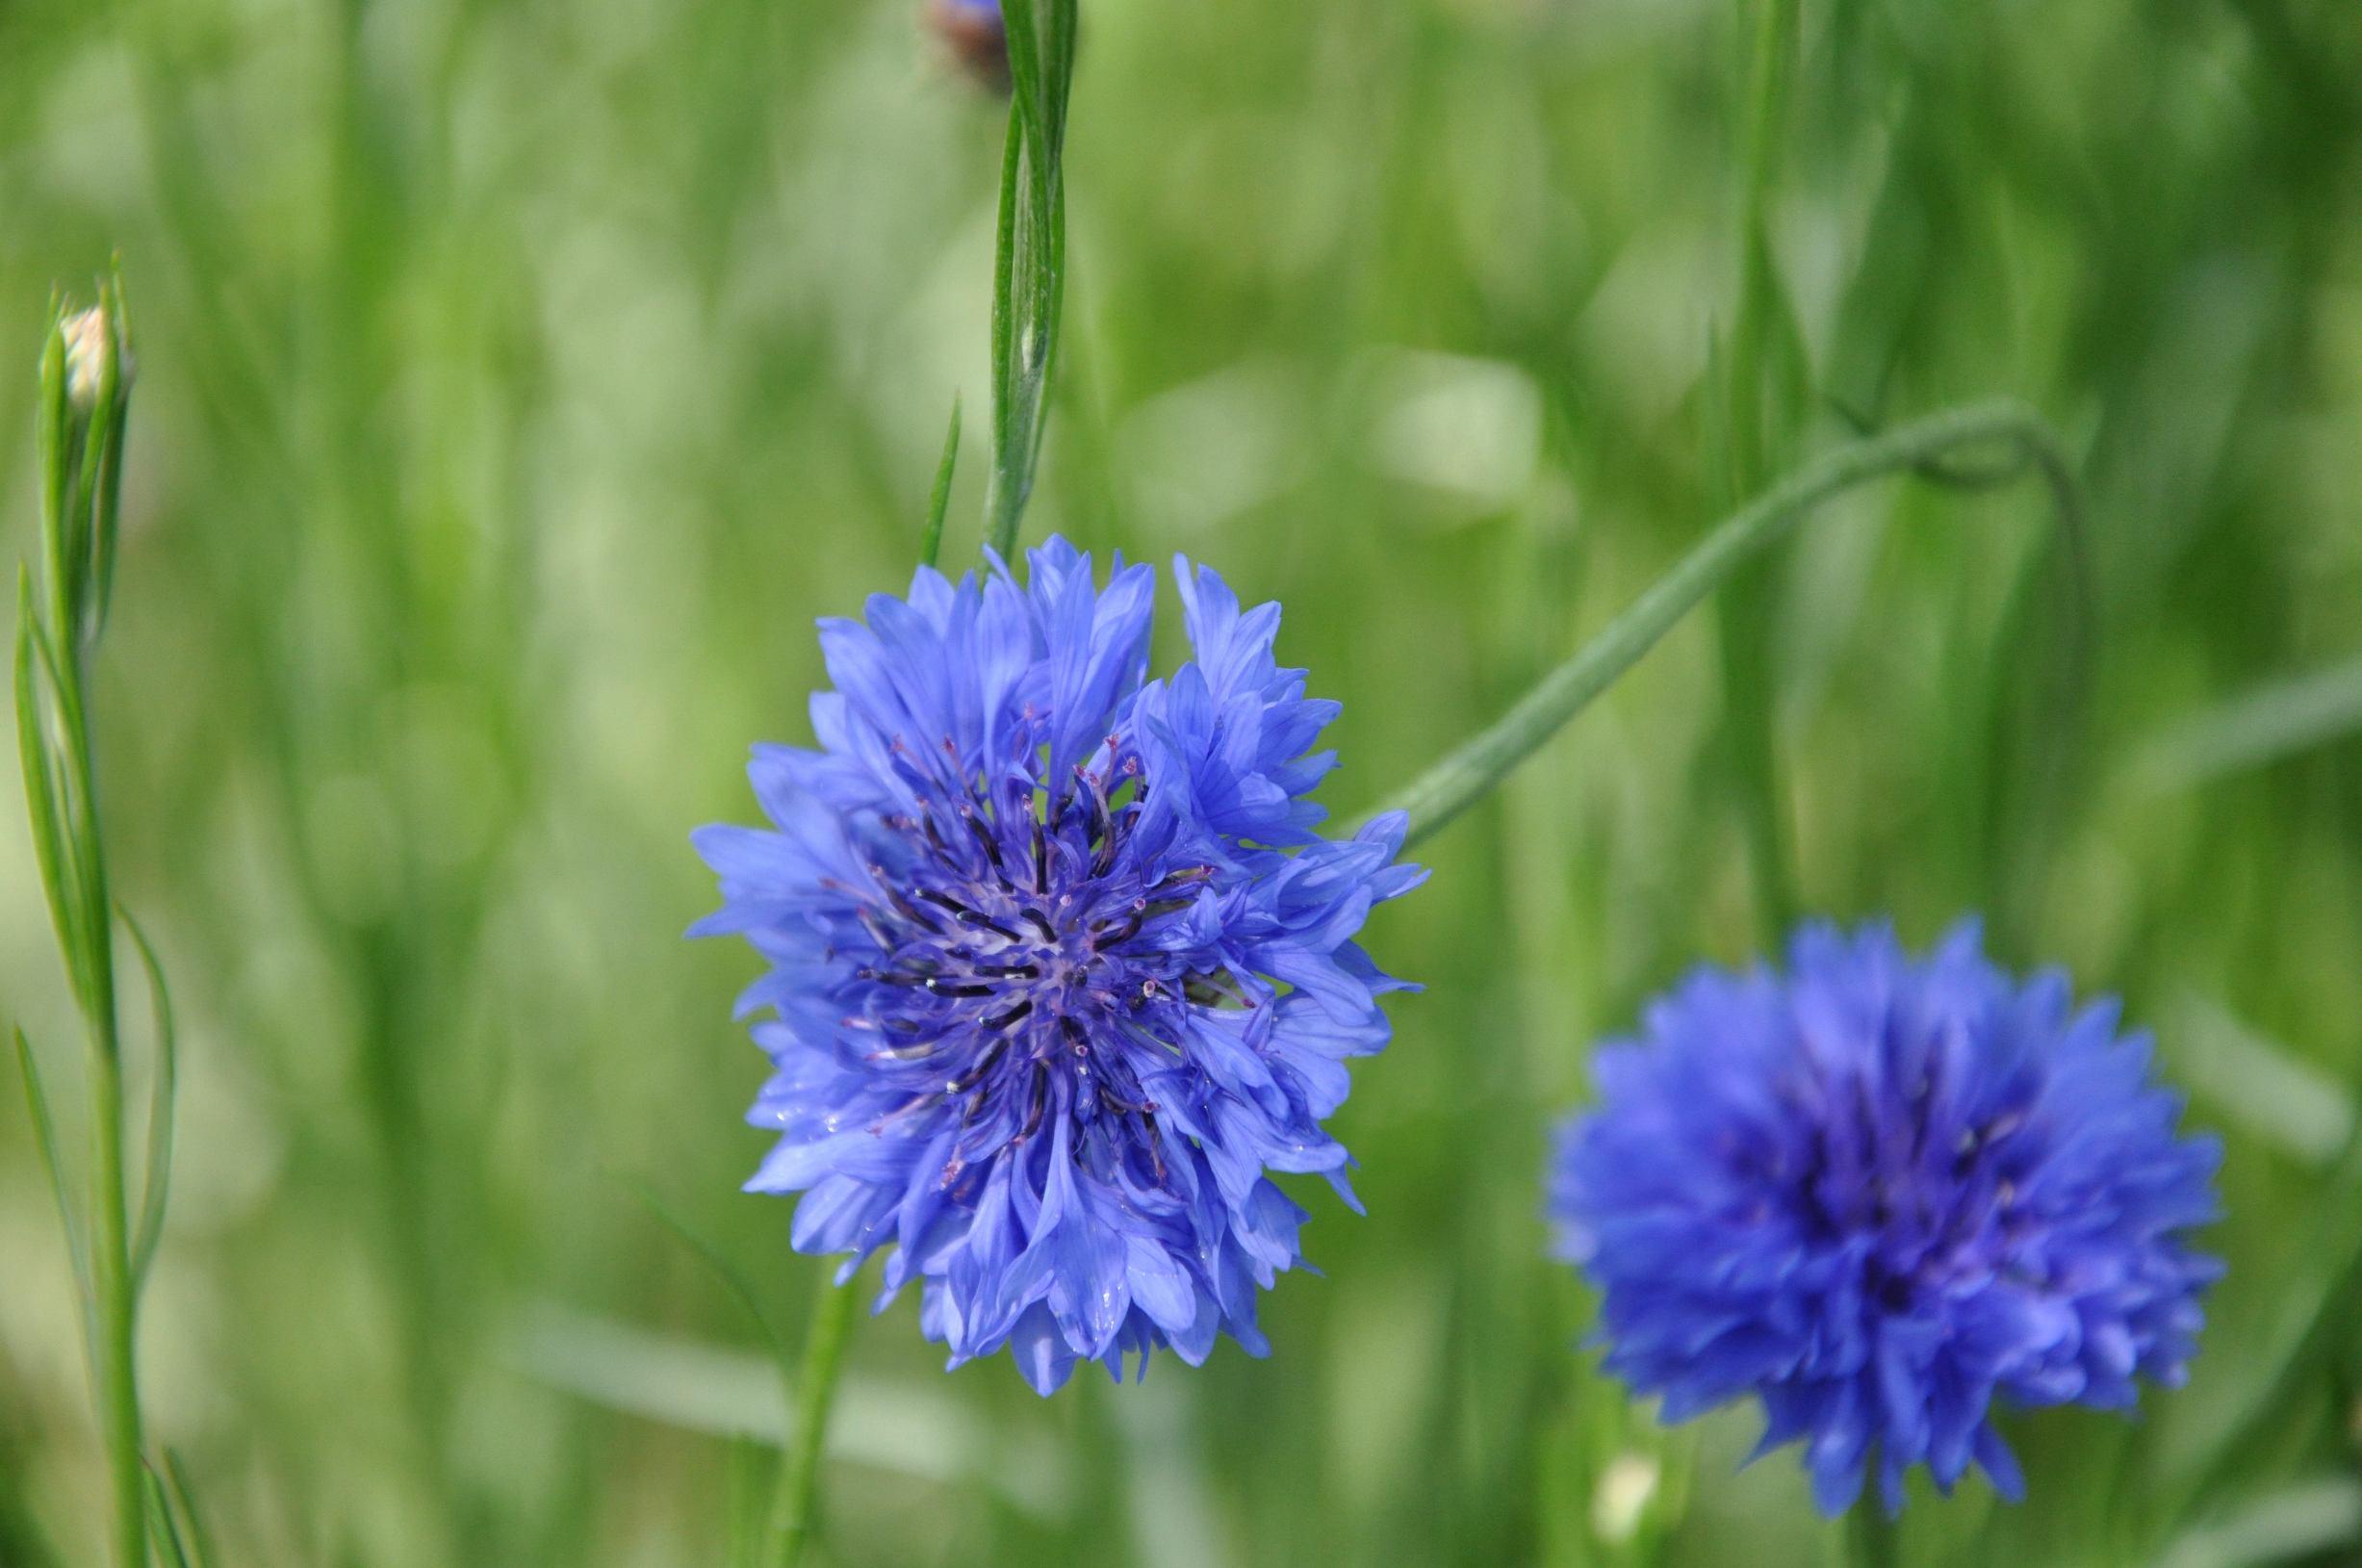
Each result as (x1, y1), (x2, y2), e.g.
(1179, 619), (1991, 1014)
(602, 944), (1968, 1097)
(65, 630), (143, 1568)
(773, 1272), (861, 1568)
(1362, 401), (2082, 848)
(982, 0), (1077, 562)
(88, 1032), (146, 1568)
(1847, 1504), (1901, 1568)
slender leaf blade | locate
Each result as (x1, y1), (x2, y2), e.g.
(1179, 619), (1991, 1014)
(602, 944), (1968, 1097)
(122, 908), (177, 1295)
(920, 398), (962, 571)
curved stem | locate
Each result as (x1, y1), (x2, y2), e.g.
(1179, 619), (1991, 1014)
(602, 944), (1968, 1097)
(1361, 400), (2083, 848)
(773, 1271), (861, 1568)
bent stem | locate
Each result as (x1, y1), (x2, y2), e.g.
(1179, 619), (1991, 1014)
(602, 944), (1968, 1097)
(1362, 400), (2084, 849)
(772, 1271), (861, 1568)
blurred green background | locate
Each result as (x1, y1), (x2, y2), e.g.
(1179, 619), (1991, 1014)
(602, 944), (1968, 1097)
(5, 0), (2362, 1563)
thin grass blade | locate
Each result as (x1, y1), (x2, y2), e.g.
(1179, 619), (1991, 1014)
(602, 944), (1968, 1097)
(159, 1452), (218, 1568)
(920, 397), (962, 571)
(14, 1027), (91, 1316)
(2125, 655), (2362, 797)
(15, 602), (87, 1005)
(2152, 1478), (2362, 1568)
(610, 1171), (793, 1378)
(141, 1468), (193, 1568)
(122, 909), (177, 1295)
(982, 0), (1077, 559)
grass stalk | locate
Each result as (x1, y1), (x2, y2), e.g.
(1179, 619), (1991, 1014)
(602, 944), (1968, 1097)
(14, 281), (154, 1568)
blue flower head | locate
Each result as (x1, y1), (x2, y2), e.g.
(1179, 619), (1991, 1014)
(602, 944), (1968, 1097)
(1547, 920), (2221, 1516)
(695, 539), (1424, 1392)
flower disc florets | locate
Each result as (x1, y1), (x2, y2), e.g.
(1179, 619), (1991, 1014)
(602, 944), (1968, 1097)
(1548, 920), (2221, 1515)
(695, 539), (1423, 1391)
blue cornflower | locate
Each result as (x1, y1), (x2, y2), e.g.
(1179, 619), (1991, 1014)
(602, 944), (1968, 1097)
(1547, 919), (2221, 1516)
(695, 539), (1424, 1392)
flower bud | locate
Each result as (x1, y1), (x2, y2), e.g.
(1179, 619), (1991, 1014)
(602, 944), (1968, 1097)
(62, 304), (132, 415)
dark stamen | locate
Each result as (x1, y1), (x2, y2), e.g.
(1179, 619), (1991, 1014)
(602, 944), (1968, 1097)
(1018, 1068), (1050, 1141)
(956, 909), (1022, 941)
(946, 1035), (1010, 1093)
(982, 999), (1034, 1031)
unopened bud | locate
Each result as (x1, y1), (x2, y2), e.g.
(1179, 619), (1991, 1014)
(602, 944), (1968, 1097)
(62, 305), (132, 414)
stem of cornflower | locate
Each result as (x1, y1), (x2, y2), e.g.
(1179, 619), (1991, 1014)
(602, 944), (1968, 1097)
(1363, 400), (2085, 849)
(772, 1271), (863, 1568)
(1846, 1503), (1902, 1568)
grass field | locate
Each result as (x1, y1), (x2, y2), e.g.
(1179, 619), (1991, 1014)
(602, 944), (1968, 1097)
(5, 1), (2362, 1564)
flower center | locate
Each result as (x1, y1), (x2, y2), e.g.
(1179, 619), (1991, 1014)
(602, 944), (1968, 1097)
(831, 741), (1223, 1183)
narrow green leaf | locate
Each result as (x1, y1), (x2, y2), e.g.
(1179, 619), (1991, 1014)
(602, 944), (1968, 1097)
(142, 1468), (193, 1568)
(160, 1451), (219, 1568)
(2124, 655), (2362, 797)
(19, 591), (112, 1028)
(14, 1027), (91, 1317)
(14, 601), (88, 1009)
(919, 398), (962, 572)
(1360, 400), (2084, 846)
(122, 908), (177, 1296)
(610, 1171), (794, 1380)
(987, 112), (1021, 472)
(504, 1303), (1075, 1517)
(2153, 1478), (2362, 1568)
(982, 0), (1078, 561)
